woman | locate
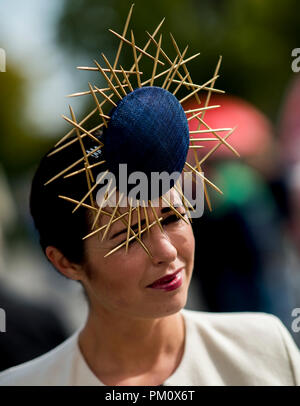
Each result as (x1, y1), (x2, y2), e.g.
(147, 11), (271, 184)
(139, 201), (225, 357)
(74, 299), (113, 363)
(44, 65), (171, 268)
(52, 188), (195, 386)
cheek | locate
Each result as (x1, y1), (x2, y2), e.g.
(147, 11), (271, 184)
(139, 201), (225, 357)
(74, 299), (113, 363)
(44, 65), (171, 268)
(87, 249), (144, 292)
(84, 257), (137, 309)
(171, 224), (195, 261)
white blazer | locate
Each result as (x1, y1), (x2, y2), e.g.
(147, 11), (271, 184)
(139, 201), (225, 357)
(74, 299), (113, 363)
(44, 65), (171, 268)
(0, 309), (299, 385)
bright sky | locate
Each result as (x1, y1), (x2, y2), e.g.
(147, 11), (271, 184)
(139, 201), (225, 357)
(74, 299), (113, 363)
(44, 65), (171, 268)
(0, 0), (85, 137)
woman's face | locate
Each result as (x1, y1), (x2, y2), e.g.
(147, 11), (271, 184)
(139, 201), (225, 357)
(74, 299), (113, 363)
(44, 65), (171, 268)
(80, 190), (195, 320)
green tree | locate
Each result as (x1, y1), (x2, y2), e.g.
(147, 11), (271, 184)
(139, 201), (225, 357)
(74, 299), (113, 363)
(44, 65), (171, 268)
(56, 0), (300, 119)
(0, 66), (51, 176)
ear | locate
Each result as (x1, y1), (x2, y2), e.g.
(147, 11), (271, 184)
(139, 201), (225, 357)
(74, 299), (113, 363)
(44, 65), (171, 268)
(45, 246), (83, 281)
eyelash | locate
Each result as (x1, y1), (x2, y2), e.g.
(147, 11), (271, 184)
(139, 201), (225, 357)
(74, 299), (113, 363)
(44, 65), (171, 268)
(161, 214), (183, 226)
(119, 212), (187, 248)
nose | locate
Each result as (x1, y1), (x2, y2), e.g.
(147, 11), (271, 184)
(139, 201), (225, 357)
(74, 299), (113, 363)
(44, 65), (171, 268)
(147, 226), (177, 266)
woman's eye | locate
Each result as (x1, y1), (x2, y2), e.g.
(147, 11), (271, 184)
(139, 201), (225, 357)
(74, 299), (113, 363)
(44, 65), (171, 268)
(116, 234), (137, 250)
(161, 212), (187, 226)
(116, 211), (187, 249)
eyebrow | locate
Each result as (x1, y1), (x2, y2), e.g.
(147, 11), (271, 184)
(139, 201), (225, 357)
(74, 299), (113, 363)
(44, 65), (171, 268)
(109, 206), (175, 240)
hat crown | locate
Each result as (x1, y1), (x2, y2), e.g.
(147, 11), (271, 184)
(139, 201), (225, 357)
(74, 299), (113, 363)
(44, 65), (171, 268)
(103, 86), (190, 181)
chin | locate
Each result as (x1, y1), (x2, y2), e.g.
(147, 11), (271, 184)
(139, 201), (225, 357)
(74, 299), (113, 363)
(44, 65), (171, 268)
(144, 290), (189, 319)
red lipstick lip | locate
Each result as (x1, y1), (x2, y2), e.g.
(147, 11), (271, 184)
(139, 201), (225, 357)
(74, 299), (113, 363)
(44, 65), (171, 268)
(147, 268), (183, 288)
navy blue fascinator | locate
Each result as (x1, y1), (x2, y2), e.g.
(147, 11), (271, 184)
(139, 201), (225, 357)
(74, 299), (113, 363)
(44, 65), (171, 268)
(42, 4), (237, 256)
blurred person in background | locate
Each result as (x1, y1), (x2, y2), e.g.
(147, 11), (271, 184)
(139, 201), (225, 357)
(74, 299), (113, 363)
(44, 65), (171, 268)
(185, 95), (297, 344)
(0, 165), (68, 372)
(277, 75), (300, 345)
(284, 163), (300, 313)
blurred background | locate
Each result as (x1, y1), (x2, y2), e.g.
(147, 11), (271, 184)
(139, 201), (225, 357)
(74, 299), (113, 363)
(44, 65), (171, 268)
(1, 0), (300, 370)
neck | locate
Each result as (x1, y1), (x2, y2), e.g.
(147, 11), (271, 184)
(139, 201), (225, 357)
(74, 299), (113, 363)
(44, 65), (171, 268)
(78, 307), (185, 383)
